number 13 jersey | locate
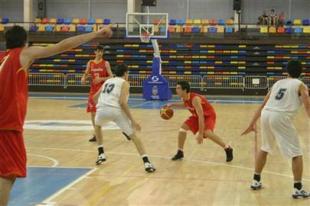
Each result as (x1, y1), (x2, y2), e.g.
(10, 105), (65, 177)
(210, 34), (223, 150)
(97, 77), (126, 109)
(264, 78), (305, 114)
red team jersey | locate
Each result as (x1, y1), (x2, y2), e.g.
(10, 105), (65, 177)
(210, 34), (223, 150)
(87, 59), (109, 112)
(183, 93), (216, 134)
(0, 48), (28, 132)
(0, 48), (28, 178)
(89, 59), (109, 94)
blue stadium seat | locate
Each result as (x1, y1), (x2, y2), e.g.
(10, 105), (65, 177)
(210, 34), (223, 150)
(103, 18), (111, 25)
(169, 19), (176, 25)
(88, 18), (96, 25)
(176, 19), (185, 25)
(57, 18), (64, 24)
(45, 25), (54, 32)
(285, 20), (292, 26)
(208, 27), (217, 33)
(294, 27), (303, 33)
(64, 18), (72, 25)
(192, 26), (201, 33)
(225, 27), (234, 33)
(30, 25), (38, 32)
(302, 19), (309, 26)
(85, 25), (93, 32)
(77, 25), (85, 32)
(218, 19), (225, 26)
(285, 27), (293, 34)
(1, 17), (9, 24)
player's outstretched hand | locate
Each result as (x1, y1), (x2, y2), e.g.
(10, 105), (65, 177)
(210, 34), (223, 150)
(133, 121), (141, 131)
(96, 26), (113, 39)
(196, 133), (204, 144)
(241, 123), (257, 135)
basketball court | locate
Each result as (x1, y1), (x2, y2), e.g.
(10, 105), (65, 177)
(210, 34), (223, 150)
(1, 0), (310, 205)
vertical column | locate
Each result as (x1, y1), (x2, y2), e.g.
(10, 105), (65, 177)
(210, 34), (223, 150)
(288, 0), (292, 20)
(128, 0), (135, 13)
(24, 0), (33, 30)
(88, 0), (92, 19)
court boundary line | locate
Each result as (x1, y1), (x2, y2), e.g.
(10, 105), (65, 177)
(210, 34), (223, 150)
(28, 146), (310, 182)
(41, 167), (97, 204)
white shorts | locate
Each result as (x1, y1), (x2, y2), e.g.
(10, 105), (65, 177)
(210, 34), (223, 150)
(260, 110), (303, 158)
(95, 106), (133, 136)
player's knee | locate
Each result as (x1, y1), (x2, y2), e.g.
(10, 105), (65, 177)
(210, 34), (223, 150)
(179, 128), (188, 133)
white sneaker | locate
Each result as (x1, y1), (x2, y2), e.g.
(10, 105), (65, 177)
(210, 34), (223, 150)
(250, 180), (262, 190)
(96, 153), (106, 165)
(292, 188), (310, 199)
(144, 162), (156, 173)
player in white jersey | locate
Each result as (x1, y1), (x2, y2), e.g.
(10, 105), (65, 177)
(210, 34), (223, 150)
(93, 64), (156, 173)
(242, 60), (310, 198)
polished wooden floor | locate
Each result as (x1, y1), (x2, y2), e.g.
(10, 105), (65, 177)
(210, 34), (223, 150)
(25, 97), (310, 206)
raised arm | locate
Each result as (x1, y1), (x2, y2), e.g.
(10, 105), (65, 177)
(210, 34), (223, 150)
(20, 27), (112, 67)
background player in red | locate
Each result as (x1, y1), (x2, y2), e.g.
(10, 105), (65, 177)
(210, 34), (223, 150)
(0, 25), (112, 206)
(81, 45), (113, 142)
(167, 81), (233, 162)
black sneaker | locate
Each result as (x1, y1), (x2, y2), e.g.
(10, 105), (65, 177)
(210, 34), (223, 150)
(122, 132), (131, 141)
(225, 147), (233, 162)
(171, 150), (184, 161)
(292, 188), (310, 199)
(96, 153), (106, 165)
(144, 162), (156, 173)
(89, 135), (96, 142)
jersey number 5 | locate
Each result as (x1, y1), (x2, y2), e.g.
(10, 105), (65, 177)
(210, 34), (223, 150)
(102, 83), (115, 94)
(275, 88), (287, 100)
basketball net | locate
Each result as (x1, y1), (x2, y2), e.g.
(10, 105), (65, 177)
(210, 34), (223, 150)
(140, 32), (151, 43)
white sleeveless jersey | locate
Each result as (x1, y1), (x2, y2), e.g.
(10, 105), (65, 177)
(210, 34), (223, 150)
(97, 77), (126, 109)
(264, 78), (304, 114)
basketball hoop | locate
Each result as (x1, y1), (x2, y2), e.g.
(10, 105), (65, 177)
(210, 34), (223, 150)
(140, 32), (151, 43)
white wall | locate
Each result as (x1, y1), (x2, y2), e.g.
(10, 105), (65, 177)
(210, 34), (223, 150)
(0, 0), (309, 23)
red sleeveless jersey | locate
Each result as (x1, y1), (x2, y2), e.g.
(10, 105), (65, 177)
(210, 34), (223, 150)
(183, 93), (215, 117)
(0, 48), (28, 132)
(88, 59), (109, 94)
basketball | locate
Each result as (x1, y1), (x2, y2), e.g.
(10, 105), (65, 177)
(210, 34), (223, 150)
(160, 106), (174, 120)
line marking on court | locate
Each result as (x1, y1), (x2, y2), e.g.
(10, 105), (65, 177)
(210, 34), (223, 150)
(30, 96), (263, 104)
(41, 167), (97, 204)
(28, 154), (59, 167)
(28, 146), (310, 182)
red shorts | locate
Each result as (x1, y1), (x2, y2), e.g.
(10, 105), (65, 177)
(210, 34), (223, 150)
(87, 94), (97, 113)
(184, 114), (216, 135)
(0, 130), (27, 178)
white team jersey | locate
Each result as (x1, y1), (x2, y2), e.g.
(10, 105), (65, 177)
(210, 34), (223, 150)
(264, 78), (304, 114)
(97, 77), (126, 109)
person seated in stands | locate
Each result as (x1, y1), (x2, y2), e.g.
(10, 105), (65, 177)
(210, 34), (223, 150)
(258, 10), (269, 25)
(269, 9), (278, 26)
(278, 11), (285, 26)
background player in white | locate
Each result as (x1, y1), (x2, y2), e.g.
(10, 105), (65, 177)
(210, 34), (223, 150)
(93, 64), (156, 173)
(242, 60), (310, 198)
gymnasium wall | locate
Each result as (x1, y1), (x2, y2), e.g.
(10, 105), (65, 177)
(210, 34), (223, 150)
(0, 0), (309, 23)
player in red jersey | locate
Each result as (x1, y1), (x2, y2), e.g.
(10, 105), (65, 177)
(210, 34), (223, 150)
(167, 81), (233, 162)
(81, 45), (113, 142)
(0, 25), (112, 206)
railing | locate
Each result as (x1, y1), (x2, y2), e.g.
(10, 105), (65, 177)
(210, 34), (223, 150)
(28, 73), (310, 90)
